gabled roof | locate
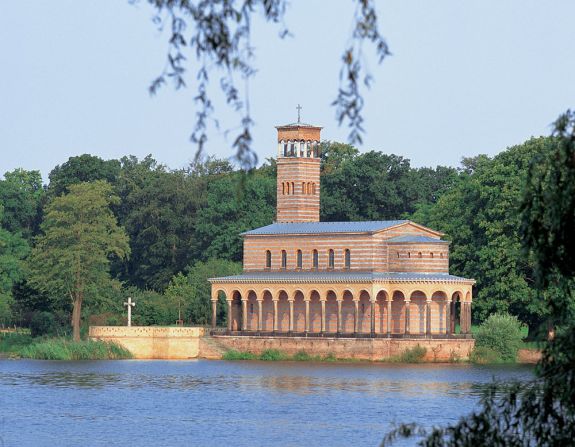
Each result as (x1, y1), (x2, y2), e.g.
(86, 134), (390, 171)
(386, 235), (447, 244)
(242, 220), (409, 236)
(210, 271), (474, 284)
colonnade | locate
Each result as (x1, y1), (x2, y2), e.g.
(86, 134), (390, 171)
(278, 140), (320, 158)
(210, 286), (473, 337)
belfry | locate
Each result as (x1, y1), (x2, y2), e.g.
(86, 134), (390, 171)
(209, 118), (475, 342)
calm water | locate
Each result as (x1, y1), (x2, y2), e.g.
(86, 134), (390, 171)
(0, 360), (533, 447)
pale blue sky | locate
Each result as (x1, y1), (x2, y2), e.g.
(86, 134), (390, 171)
(1, 1), (574, 182)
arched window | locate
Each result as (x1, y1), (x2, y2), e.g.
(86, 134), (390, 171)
(312, 249), (319, 269)
(345, 249), (351, 269)
(290, 143), (295, 156)
(302, 182), (305, 194)
(291, 182), (295, 194)
(297, 250), (303, 269)
(418, 252), (422, 258)
(328, 249), (335, 269)
(281, 250), (287, 269)
(397, 252), (400, 258)
(265, 250), (272, 269)
(312, 183), (316, 195)
(408, 252), (411, 258)
(283, 143), (288, 157)
(430, 252), (434, 259)
(282, 182), (285, 195)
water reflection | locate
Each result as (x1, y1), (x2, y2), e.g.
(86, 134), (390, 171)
(0, 360), (533, 447)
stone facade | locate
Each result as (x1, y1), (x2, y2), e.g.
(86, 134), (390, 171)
(89, 326), (204, 359)
(211, 335), (475, 361)
(209, 121), (475, 342)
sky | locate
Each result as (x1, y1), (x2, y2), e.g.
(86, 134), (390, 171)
(1, 1), (574, 182)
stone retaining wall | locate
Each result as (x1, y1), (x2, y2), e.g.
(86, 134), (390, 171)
(89, 326), (204, 359)
(211, 335), (475, 361)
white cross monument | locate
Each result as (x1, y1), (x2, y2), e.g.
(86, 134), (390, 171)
(124, 297), (135, 327)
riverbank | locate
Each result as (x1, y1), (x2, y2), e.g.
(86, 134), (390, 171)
(0, 333), (132, 360)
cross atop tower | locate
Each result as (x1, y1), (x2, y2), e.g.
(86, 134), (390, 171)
(296, 104), (302, 123)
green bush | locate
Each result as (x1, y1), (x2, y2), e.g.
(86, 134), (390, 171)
(30, 311), (57, 337)
(470, 346), (503, 364)
(475, 313), (523, 362)
(292, 350), (314, 361)
(259, 349), (286, 361)
(397, 345), (427, 363)
(222, 349), (257, 360)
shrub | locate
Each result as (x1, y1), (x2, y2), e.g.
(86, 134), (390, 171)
(475, 313), (523, 362)
(292, 350), (314, 361)
(30, 311), (57, 337)
(259, 349), (286, 361)
(470, 346), (503, 364)
(222, 349), (257, 360)
(398, 345), (427, 363)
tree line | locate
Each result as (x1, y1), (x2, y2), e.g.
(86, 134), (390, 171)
(0, 138), (556, 338)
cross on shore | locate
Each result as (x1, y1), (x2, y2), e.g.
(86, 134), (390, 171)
(124, 297), (135, 327)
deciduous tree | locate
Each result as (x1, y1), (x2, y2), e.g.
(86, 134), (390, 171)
(27, 181), (130, 341)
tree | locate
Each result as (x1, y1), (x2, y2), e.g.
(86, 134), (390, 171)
(139, 0), (389, 167)
(0, 169), (44, 240)
(48, 154), (121, 197)
(118, 166), (206, 290)
(411, 138), (554, 330)
(320, 147), (457, 222)
(165, 259), (242, 326)
(0, 205), (29, 324)
(194, 167), (276, 262)
(381, 110), (575, 446)
(27, 181), (130, 341)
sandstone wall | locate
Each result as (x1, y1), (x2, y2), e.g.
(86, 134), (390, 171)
(209, 335), (475, 362)
(89, 326), (204, 359)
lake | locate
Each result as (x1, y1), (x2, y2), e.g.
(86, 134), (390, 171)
(0, 360), (533, 447)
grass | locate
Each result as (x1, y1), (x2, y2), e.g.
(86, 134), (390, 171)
(0, 333), (132, 360)
(222, 348), (359, 362)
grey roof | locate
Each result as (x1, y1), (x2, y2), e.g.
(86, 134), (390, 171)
(276, 122), (320, 128)
(386, 235), (447, 244)
(210, 271), (474, 284)
(242, 220), (409, 236)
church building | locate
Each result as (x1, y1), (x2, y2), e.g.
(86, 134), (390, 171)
(209, 121), (474, 338)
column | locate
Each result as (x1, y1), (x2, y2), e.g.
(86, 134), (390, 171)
(288, 298), (294, 332)
(211, 299), (217, 329)
(273, 299), (279, 332)
(336, 298), (342, 333)
(353, 299), (359, 334)
(304, 298), (310, 333)
(404, 299), (411, 335)
(321, 298), (326, 333)
(425, 299), (432, 336)
(257, 299), (263, 331)
(445, 299), (452, 335)
(386, 296), (392, 335)
(226, 299), (233, 331)
(241, 297), (248, 331)
(370, 299), (376, 336)
(460, 302), (467, 334)
(277, 141), (282, 157)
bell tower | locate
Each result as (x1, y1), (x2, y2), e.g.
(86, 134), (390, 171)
(275, 117), (322, 223)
